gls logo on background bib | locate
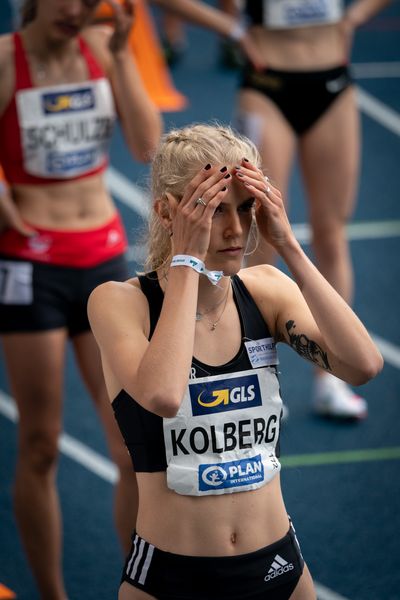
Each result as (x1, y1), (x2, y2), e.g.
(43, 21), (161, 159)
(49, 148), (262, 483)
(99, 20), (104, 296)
(42, 88), (95, 114)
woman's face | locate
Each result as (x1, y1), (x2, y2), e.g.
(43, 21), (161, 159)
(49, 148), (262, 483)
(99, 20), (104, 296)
(205, 173), (255, 275)
(35, 0), (101, 39)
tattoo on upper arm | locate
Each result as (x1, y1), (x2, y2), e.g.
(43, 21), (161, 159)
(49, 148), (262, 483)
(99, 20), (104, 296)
(285, 320), (331, 371)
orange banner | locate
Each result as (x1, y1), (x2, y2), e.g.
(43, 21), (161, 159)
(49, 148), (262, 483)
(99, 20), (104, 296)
(0, 583), (16, 600)
(94, 0), (187, 112)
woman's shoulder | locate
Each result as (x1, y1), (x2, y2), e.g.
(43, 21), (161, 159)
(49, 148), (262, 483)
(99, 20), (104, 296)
(238, 264), (298, 309)
(0, 32), (14, 55)
(88, 277), (146, 317)
(238, 264), (290, 289)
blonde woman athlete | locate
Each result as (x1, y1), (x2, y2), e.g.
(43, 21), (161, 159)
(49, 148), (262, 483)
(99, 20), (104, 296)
(88, 124), (383, 600)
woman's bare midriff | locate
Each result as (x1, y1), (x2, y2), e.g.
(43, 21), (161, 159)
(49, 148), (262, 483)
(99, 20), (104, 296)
(135, 472), (289, 556)
(12, 171), (116, 230)
(251, 23), (347, 69)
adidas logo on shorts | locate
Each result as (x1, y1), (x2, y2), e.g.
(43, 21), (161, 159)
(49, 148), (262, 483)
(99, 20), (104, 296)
(264, 554), (294, 582)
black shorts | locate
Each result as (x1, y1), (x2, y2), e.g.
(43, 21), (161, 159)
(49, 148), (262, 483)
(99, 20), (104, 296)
(0, 254), (128, 336)
(121, 521), (304, 600)
(239, 64), (352, 135)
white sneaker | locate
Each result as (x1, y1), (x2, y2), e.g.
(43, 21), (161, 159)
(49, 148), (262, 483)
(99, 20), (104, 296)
(313, 374), (368, 420)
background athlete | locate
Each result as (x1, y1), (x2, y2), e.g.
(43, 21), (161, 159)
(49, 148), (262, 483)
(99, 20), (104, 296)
(0, 0), (161, 598)
(235, 0), (391, 419)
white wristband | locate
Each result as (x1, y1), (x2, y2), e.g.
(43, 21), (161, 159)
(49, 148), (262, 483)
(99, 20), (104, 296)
(229, 21), (246, 42)
(170, 255), (223, 286)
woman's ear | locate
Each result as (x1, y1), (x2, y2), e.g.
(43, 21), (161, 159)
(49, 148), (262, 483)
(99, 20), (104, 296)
(154, 193), (176, 231)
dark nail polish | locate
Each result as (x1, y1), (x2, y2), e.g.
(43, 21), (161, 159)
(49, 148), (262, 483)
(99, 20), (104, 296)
(243, 158), (249, 162)
(220, 166), (227, 173)
(237, 172), (244, 177)
(234, 165), (241, 170)
(221, 186), (227, 191)
(204, 163), (212, 170)
(224, 173), (231, 179)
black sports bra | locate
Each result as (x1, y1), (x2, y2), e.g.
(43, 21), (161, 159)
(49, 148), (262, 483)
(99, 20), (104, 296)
(112, 273), (279, 472)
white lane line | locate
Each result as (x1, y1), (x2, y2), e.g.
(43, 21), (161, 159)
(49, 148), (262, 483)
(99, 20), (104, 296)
(106, 166), (150, 218)
(352, 61), (400, 79)
(357, 86), (400, 137)
(290, 220), (400, 244)
(372, 334), (400, 370)
(60, 432), (117, 483)
(315, 582), (351, 600)
(344, 220), (400, 240)
(0, 390), (117, 483)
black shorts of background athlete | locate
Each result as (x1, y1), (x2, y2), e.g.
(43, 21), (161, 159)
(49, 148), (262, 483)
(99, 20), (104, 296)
(0, 254), (128, 336)
(239, 64), (352, 135)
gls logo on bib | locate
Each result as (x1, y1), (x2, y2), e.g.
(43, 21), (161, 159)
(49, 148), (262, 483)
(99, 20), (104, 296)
(42, 88), (95, 114)
(189, 374), (261, 416)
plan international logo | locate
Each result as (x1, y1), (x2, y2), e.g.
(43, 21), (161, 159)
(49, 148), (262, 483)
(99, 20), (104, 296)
(199, 455), (264, 491)
(189, 374), (262, 416)
(42, 88), (95, 114)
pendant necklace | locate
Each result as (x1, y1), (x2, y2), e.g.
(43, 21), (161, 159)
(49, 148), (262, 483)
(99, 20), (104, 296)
(195, 284), (230, 322)
(196, 282), (230, 331)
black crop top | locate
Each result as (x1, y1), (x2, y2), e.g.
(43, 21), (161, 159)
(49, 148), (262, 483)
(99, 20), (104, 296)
(112, 272), (281, 473)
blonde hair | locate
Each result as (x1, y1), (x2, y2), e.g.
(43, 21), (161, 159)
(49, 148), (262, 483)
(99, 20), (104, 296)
(145, 123), (262, 273)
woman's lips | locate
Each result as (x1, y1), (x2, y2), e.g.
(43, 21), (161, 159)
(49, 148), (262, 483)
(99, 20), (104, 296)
(55, 22), (80, 36)
(218, 247), (243, 255)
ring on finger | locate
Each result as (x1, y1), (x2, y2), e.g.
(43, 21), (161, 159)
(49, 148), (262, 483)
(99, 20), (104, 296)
(195, 197), (207, 207)
(264, 185), (271, 194)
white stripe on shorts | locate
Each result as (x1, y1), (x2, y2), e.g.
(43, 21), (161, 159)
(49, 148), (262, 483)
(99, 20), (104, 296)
(126, 534), (155, 585)
(130, 538), (145, 580)
(126, 534), (139, 576)
(138, 543), (155, 585)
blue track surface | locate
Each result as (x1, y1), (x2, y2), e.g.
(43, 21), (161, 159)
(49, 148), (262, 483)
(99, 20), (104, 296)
(1, 2), (399, 599)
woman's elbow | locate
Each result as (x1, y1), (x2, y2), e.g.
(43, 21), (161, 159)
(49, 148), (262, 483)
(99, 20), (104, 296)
(146, 392), (182, 418)
(351, 352), (384, 386)
(125, 116), (162, 163)
(129, 136), (159, 163)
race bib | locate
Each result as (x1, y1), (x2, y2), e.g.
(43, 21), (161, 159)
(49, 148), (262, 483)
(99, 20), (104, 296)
(163, 368), (282, 496)
(16, 78), (115, 179)
(265, 0), (343, 28)
(0, 260), (33, 305)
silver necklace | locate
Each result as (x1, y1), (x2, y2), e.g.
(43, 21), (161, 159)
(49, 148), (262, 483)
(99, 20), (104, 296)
(161, 271), (230, 331)
(195, 285), (230, 322)
(196, 283), (230, 331)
